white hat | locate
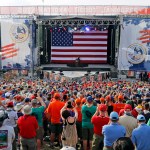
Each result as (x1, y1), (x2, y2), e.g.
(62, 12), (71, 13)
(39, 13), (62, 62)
(5, 92), (11, 97)
(14, 103), (24, 111)
(22, 105), (32, 115)
(60, 146), (76, 150)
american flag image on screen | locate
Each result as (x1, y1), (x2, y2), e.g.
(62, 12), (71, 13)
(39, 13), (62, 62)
(51, 28), (108, 64)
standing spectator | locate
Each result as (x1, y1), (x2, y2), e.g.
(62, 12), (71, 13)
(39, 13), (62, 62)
(91, 104), (109, 150)
(75, 98), (82, 146)
(31, 95), (46, 150)
(61, 103), (78, 148)
(18, 105), (38, 150)
(0, 109), (15, 150)
(82, 96), (96, 150)
(143, 103), (150, 123)
(45, 93), (65, 149)
(4, 101), (18, 150)
(119, 104), (138, 137)
(131, 115), (150, 150)
(113, 137), (134, 150)
(102, 111), (126, 150)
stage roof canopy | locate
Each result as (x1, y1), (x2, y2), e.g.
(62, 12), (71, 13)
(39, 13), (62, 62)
(0, 0), (149, 6)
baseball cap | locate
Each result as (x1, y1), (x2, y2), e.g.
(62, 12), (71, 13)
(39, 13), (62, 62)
(87, 96), (93, 103)
(137, 115), (146, 121)
(98, 104), (107, 111)
(5, 92), (11, 97)
(100, 97), (105, 102)
(110, 111), (119, 121)
(6, 101), (13, 107)
(54, 93), (61, 99)
(118, 95), (124, 100)
(105, 95), (111, 101)
(124, 104), (132, 111)
(25, 98), (31, 103)
(75, 98), (81, 105)
(31, 99), (37, 104)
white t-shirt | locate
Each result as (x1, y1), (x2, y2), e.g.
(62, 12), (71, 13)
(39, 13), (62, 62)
(4, 110), (18, 127)
(0, 125), (15, 150)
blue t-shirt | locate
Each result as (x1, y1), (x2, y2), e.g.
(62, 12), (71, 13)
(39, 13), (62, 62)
(102, 122), (126, 146)
(82, 104), (96, 128)
(132, 124), (150, 150)
(31, 106), (45, 127)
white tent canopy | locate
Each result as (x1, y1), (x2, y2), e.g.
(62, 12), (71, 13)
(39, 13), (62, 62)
(0, 0), (149, 6)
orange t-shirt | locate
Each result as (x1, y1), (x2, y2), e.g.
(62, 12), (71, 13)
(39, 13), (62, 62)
(113, 103), (125, 114)
(46, 100), (65, 124)
(76, 106), (82, 122)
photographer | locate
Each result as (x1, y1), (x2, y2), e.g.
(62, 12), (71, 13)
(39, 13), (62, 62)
(60, 101), (78, 148)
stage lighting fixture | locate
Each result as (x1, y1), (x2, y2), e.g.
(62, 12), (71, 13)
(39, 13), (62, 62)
(74, 26), (77, 31)
(50, 28), (53, 32)
(80, 26), (85, 33)
(68, 27), (74, 33)
(85, 27), (90, 31)
(94, 27), (97, 31)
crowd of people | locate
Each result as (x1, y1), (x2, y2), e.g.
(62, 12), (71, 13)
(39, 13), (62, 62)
(0, 77), (150, 150)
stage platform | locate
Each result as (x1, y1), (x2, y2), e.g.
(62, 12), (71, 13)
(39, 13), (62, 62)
(41, 64), (115, 71)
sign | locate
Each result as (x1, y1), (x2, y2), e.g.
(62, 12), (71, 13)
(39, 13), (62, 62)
(0, 6), (149, 15)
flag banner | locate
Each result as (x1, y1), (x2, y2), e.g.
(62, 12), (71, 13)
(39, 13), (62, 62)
(61, 76), (66, 82)
(44, 72), (49, 79)
(0, 19), (31, 70)
(51, 29), (108, 64)
(55, 74), (60, 81)
(118, 17), (150, 71)
(98, 73), (102, 81)
(21, 70), (28, 76)
(90, 75), (94, 81)
(82, 76), (86, 83)
(49, 73), (54, 80)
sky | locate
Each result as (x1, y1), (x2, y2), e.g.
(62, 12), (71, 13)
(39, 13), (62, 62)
(0, 0), (149, 6)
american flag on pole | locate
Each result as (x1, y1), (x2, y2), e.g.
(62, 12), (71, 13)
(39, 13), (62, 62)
(1, 43), (18, 60)
(51, 29), (108, 64)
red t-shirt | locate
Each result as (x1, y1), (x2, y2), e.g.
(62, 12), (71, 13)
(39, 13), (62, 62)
(91, 115), (109, 136)
(18, 115), (38, 138)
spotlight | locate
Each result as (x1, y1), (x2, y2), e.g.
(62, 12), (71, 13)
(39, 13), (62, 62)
(85, 27), (90, 31)
(74, 27), (77, 31)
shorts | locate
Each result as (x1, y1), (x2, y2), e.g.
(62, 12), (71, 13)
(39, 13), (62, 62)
(36, 127), (44, 140)
(51, 123), (63, 135)
(82, 128), (94, 141)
